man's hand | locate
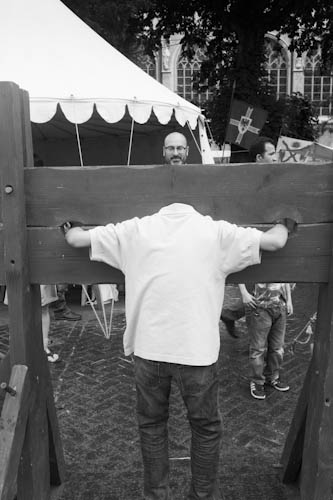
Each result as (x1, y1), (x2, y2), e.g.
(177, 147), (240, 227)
(61, 221), (91, 248)
(274, 218), (297, 235)
(238, 284), (257, 309)
(61, 220), (83, 235)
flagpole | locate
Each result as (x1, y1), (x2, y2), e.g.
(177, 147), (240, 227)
(222, 79), (237, 162)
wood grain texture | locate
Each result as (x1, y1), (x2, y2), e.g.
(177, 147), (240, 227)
(24, 163), (333, 226)
(0, 365), (31, 500)
(300, 278), (333, 500)
(0, 224), (331, 284)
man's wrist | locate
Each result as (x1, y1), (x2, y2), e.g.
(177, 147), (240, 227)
(274, 218), (297, 234)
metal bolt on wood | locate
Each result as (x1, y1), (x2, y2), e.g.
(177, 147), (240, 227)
(0, 382), (17, 396)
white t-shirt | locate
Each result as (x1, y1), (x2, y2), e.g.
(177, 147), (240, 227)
(89, 203), (262, 365)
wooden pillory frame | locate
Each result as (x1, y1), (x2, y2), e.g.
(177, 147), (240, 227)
(0, 81), (332, 499)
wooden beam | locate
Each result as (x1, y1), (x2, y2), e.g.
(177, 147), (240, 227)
(0, 224), (331, 284)
(0, 81), (65, 500)
(299, 277), (333, 500)
(0, 353), (11, 388)
(280, 362), (312, 483)
(24, 163), (333, 226)
(0, 365), (31, 500)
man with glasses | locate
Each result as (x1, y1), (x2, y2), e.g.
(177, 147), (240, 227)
(163, 132), (189, 165)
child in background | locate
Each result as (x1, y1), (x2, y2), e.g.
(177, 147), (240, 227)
(240, 282), (293, 400)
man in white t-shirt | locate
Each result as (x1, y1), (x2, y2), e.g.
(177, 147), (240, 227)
(62, 206), (290, 499)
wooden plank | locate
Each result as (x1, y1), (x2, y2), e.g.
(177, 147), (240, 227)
(0, 365), (31, 500)
(0, 224), (331, 284)
(0, 82), (64, 499)
(299, 275), (333, 499)
(24, 163), (333, 226)
(20, 90), (34, 169)
(17, 290), (50, 500)
(0, 81), (38, 366)
(46, 386), (66, 486)
(0, 353), (11, 388)
(280, 361), (311, 483)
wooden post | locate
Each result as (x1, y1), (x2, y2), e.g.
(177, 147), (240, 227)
(0, 365), (31, 500)
(0, 82), (65, 499)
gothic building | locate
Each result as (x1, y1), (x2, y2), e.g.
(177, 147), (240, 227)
(139, 33), (333, 122)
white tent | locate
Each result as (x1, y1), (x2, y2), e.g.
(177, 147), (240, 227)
(0, 0), (213, 165)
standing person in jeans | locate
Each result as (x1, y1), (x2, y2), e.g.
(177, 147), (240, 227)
(221, 136), (279, 338)
(61, 199), (291, 500)
(242, 282), (293, 400)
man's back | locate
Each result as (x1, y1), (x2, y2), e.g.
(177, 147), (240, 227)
(89, 203), (262, 365)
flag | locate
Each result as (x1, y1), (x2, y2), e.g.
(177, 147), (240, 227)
(277, 136), (333, 163)
(225, 100), (268, 149)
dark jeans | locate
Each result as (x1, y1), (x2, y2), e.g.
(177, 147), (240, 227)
(50, 284), (69, 314)
(134, 356), (222, 500)
(246, 302), (287, 385)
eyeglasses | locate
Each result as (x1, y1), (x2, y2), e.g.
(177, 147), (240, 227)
(164, 146), (187, 153)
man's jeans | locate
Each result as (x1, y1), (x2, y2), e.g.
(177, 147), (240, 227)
(134, 356), (222, 500)
(246, 302), (287, 385)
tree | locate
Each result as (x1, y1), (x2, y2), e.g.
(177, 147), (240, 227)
(138, 0), (332, 143)
(62, 0), (154, 63)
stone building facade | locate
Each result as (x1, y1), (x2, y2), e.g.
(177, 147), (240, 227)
(139, 33), (333, 123)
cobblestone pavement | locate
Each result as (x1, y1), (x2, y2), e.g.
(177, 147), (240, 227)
(0, 284), (327, 499)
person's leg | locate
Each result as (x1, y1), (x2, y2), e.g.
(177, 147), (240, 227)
(51, 284), (81, 321)
(41, 305), (50, 351)
(265, 304), (289, 390)
(42, 305), (59, 362)
(176, 363), (222, 500)
(247, 307), (272, 398)
(220, 286), (245, 338)
(134, 356), (173, 500)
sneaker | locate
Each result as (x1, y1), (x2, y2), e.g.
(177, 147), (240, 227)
(250, 381), (266, 400)
(45, 348), (60, 363)
(220, 317), (238, 338)
(54, 309), (82, 321)
(267, 379), (290, 392)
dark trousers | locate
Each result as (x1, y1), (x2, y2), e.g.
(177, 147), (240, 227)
(134, 356), (222, 500)
(50, 284), (69, 314)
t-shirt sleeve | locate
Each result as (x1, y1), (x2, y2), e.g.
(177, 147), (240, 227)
(89, 223), (123, 270)
(218, 222), (262, 275)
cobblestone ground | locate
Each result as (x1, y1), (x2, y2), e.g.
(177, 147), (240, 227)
(0, 284), (330, 499)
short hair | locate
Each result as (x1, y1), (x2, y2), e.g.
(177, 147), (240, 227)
(248, 137), (275, 162)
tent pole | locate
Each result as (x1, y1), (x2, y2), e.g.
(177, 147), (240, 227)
(127, 117), (134, 166)
(186, 121), (201, 155)
(74, 123), (84, 167)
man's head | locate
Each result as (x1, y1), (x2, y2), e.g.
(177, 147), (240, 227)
(163, 132), (189, 165)
(249, 137), (277, 163)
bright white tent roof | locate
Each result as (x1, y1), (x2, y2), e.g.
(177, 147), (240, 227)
(0, 0), (203, 130)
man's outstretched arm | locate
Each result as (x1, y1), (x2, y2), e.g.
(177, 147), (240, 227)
(260, 223), (289, 251)
(62, 221), (91, 248)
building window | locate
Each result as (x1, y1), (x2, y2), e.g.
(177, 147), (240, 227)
(138, 53), (157, 80)
(304, 48), (333, 117)
(264, 40), (288, 98)
(177, 48), (213, 104)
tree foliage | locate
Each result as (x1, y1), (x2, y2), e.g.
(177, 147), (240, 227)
(62, 0), (153, 63)
(61, 0), (331, 144)
(138, 0), (332, 143)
